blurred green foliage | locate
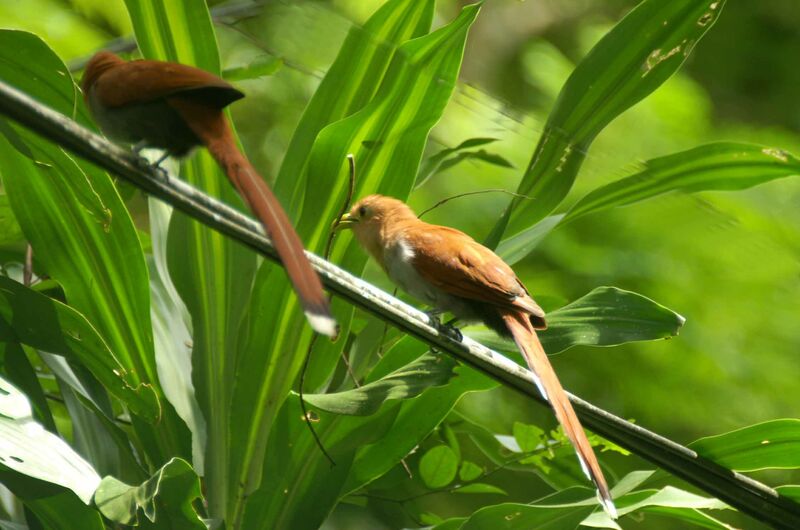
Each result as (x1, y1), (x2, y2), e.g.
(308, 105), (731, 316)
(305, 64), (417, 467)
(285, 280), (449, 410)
(0, 0), (798, 529)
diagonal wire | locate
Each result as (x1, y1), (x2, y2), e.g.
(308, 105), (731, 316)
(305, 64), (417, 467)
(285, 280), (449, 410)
(1, 79), (800, 530)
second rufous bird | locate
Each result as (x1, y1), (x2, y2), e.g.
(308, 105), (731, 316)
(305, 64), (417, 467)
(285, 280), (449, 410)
(81, 51), (336, 337)
(338, 194), (617, 517)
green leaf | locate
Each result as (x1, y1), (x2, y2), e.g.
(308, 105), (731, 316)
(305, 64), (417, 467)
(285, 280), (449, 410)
(342, 342), (496, 495)
(419, 445), (459, 489)
(563, 143), (800, 225)
(513, 422), (546, 453)
(690, 419), (800, 471)
(459, 460), (484, 482)
(223, 56), (283, 81)
(489, 0), (726, 244)
(0, 30), (190, 467)
(466, 286), (685, 355)
(432, 519), (467, 530)
(241, 394), (396, 530)
(777, 486), (800, 503)
(455, 483), (508, 496)
(303, 352), (456, 416)
(123, 0), (257, 518)
(460, 495), (595, 530)
(0, 375), (100, 504)
(417, 137), (509, 187)
(273, 0), (436, 215)
(93, 458), (204, 529)
(0, 276), (159, 421)
(582, 486), (728, 528)
(0, 473), (105, 530)
(233, 4), (478, 524)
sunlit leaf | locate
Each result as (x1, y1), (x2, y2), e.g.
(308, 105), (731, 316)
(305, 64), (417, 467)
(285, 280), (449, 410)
(466, 286), (684, 355)
(420, 445), (459, 489)
(304, 352), (456, 416)
(489, 0), (726, 245)
(563, 143), (800, 224)
(0, 376), (100, 504)
(0, 277), (159, 421)
(690, 419), (800, 471)
(94, 458), (204, 529)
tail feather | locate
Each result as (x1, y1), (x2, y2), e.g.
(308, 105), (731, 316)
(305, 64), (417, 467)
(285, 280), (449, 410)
(169, 97), (337, 337)
(501, 310), (616, 519)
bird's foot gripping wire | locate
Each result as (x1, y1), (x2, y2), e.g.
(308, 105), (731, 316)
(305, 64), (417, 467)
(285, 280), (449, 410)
(425, 310), (463, 342)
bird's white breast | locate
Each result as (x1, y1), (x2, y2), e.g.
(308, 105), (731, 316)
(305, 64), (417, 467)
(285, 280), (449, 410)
(384, 239), (438, 306)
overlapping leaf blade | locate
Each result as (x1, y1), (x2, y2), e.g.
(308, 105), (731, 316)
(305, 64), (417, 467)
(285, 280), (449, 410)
(0, 30), (190, 467)
(122, 0), (257, 518)
(0, 276), (159, 420)
(229, 5), (479, 526)
(690, 420), (800, 471)
(489, 0), (727, 245)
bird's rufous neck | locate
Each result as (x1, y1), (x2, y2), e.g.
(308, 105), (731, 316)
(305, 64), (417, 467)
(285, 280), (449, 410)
(81, 52), (126, 97)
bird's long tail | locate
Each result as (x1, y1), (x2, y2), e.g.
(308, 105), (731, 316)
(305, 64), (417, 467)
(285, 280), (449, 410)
(501, 310), (617, 518)
(169, 97), (337, 337)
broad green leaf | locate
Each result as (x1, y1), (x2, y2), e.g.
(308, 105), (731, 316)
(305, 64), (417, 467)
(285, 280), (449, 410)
(432, 519), (467, 530)
(690, 419), (800, 471)
(0, 342), (54, 432)
(298, 1), (480, 397)
(466, 286), (684, 355)
(0, 277), (159, 421)
(419, 445), (459, 489)
(232, 5), (479, 523)
(455, 483), (508, 495)
(0, 375), (100, 503)
(94, 458), (204, 529)
(123, 0), (257, 517)
(459, 460), (484, 482)
(123, 1), (218, 71)
(777, 486), (800, 503)
(583, 486), (727, 528)
(303, 352), (456, 416)
(0, 472), (104, 530)
(562, 143), (800, 225)
(341, 342), (495, 496)
(460, 499), (594, 530)
(223, 56), (282, 82)
(241, 393), (396, 530)
(0, 194), (24, 250)
(0, 29), (190, 466)
(273, 0), (435, 215)
(148, 199), (205, 473)
(513, 422), (546, 453)
(489, 0), (726, 245)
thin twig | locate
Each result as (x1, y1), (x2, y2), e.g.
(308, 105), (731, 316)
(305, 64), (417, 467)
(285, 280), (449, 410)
(23, 244), (33, 287)
(2, 80), (799, 529)
(417, 189), (533, 219)
(299, 154), (359, 466)
(298, 334), (336, 468)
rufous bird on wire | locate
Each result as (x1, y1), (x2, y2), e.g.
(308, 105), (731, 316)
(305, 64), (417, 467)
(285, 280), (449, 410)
(81, 51), (336, 337)
(337, 194), (617, 518)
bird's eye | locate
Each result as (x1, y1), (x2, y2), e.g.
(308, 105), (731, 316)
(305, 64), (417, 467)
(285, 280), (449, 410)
(358, 205), (367, 217)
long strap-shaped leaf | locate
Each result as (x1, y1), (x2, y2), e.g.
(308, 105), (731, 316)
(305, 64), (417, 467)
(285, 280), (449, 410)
(2, 79), (799, 528)
(487, 0), (726, 246)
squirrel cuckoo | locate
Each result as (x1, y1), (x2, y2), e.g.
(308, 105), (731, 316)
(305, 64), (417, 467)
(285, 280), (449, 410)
(338, 194), (617, 517)
(81, 51), (336, 337)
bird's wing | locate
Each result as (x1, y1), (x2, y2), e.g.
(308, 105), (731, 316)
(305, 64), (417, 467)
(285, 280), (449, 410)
(405, 225), (545, 319)
(95, 60), (243, 109)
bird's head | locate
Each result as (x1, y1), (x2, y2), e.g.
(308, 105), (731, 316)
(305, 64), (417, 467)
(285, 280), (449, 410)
(81, 51), (125, 95)
(336, 194), (416, 259)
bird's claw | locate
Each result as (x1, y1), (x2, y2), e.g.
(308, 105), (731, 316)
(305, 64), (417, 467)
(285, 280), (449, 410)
(426, 311), (463, 342)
